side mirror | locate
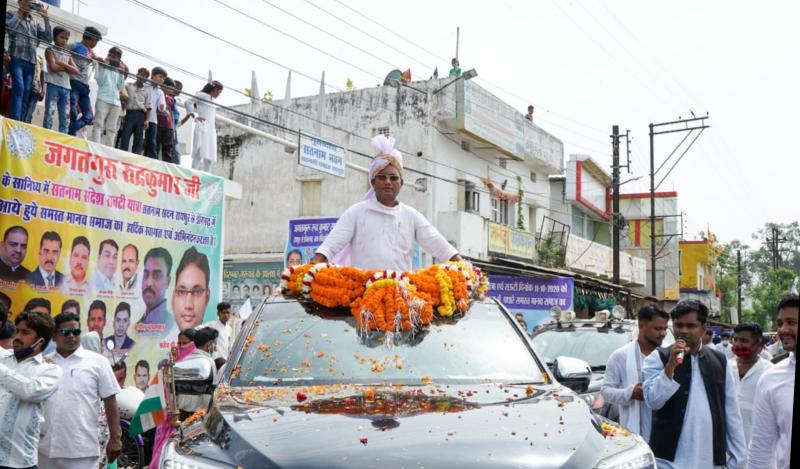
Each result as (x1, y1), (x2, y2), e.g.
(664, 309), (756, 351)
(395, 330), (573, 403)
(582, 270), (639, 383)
(553, 356), (592, 393)
(174, 357), (213, 382)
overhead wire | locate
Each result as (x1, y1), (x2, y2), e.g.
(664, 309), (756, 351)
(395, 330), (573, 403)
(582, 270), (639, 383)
(25, 15), (587, 222)
(115, 0), (616, 184)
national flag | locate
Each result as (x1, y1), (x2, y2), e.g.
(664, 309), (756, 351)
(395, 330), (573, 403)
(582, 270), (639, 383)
(129, 368), (168, 436)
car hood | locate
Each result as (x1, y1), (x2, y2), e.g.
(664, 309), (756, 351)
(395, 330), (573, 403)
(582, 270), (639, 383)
(182, 383), (641, 468)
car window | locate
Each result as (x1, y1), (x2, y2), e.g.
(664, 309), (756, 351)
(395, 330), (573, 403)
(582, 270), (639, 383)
(531, 326), (633, 369)
(229, 299), (546, 387)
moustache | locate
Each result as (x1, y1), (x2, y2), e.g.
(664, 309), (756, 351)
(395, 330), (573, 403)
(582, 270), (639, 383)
(143, 287), (156, 296)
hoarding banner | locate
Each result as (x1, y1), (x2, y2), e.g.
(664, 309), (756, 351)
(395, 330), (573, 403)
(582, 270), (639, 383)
(284, 217), (338, 268)
(487, 222), (535, 261)
(222, 261), (283, 312)
(298, 134), (346, 178)
(488, 274), (574, 333)
(0, 117), (224, 388)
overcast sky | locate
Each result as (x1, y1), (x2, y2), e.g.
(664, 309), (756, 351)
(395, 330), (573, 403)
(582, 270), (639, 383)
(72, 0), (798, 245)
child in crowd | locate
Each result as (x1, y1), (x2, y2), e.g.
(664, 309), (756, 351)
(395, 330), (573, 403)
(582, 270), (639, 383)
(68, 26), (101, 136)
(42, 26), (77, 133)
(144, 66), (167, 158)
(156, 77), (177, 163)
(92, 46), (126, 146)
(119, 67), (151, 154)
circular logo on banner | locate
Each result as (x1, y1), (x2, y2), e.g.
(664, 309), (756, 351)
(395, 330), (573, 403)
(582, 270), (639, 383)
(6, 125), (36, 160)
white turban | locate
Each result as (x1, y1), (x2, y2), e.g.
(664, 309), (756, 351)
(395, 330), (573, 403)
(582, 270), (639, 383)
(365, 135), (404, 200)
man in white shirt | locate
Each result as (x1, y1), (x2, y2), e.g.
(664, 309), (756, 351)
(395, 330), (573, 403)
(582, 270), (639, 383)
(39, 312), (122, 468)
(206, 301), (233, 360)
(602, 304), (669, 440)
(0, 311), (61, 469)
(747, 294), (797, 469)
(313, 135), (460, 272)
(715, 331), (735, 359)
(728, 322), (773, 445)
(642, 300), (746, 469)
(91, 239), (119, 293)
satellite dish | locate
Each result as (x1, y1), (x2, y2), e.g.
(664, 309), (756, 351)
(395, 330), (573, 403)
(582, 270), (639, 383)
(550, 306), (562, 320)
(612, 305), (626, 320)
(383, 69), (403, 86)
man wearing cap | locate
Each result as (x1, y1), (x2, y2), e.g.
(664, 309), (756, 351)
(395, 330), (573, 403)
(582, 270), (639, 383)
(313, 135), (460, 272)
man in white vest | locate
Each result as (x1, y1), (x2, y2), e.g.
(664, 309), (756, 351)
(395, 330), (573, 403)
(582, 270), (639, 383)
(601, 304), (669, 439)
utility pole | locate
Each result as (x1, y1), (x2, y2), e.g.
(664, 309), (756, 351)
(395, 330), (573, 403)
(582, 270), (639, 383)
(611, 125), (621, 285)
(649, 114), (710, 296)
(764, 226), (788, 270)
(737, 249), (742, 323)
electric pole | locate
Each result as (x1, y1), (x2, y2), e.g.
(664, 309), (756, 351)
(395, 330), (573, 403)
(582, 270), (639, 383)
(649, 114), (710, 296)
(737, 249), (742, 324)
(764, 226), (788, 270)
(612, 125), (621, 285)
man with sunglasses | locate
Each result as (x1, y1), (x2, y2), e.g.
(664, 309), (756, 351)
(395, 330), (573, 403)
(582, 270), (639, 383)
(642, 300), (746, 469)
(313, 134), (460, 271)
(39, 312), (122, 469)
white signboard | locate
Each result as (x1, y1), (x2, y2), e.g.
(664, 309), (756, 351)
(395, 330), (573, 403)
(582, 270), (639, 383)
(298, 134), (346, 178)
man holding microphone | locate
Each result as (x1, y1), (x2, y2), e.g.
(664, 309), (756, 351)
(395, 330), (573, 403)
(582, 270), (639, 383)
(642, 300), (746, 468)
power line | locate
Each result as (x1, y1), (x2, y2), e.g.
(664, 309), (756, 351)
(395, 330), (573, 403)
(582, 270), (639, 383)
(257, 0), (398, 70)
(302, 0), (436, 71)
(307, 0), (612, 138)
(121, 0), (344, 92)
(211, 0), (384, 80)
(330, 0), (447, 65)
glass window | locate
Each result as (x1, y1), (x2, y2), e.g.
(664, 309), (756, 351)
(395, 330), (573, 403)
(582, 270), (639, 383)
(230, 299), (546, 387)
(531, 326), (633, 369)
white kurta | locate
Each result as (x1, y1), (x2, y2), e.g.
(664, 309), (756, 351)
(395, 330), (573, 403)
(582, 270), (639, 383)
(185, 91), (218, 163)
(728, 357), (773, 445)
(601, 340), (652, 439)
(642, 345), (747, 469)
(746, 353), (795, 469)
(316, 196), (458, 272)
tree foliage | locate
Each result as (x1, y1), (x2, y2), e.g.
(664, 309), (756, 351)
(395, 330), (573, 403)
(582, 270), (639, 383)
(715, 222), (799, 329)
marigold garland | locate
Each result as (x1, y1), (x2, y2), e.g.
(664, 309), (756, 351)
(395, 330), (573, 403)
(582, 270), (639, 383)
(279, 261), (483, 331)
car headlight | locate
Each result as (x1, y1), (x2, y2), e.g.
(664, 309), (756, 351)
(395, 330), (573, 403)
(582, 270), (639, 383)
(160, 441), (235, 469)
(595, 438), (655, 469)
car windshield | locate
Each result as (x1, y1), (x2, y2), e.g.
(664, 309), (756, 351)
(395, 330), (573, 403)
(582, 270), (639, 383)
(531, 325), (633, 369)
(229, 298), (546, 387)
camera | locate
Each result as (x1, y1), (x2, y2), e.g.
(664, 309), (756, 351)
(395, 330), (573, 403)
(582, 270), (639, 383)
(30, 2), (42, 11)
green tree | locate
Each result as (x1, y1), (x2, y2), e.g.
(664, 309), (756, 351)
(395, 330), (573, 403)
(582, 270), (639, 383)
(715, 239), (751, 322)
(743, 268), (796, 329)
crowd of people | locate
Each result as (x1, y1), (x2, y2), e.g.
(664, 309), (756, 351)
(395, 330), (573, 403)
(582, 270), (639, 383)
(601, 295), (797, 469)
(3, 1), (224, 171)
(0, 292), (239, 469)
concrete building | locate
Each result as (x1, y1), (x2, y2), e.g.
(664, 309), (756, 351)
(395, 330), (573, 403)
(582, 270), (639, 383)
(619, 191), (681, 302)
(679, 239), (721, 318)
(214, 77), (563, 266)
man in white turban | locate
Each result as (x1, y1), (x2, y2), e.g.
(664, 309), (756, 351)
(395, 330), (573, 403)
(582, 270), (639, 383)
(313, 135), (460, 272)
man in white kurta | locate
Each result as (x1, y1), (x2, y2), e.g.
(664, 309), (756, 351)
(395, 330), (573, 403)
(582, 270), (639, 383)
(728, 323), (773, 445)
(643, 342), (747, 469)
(314, 135), (459, 272)
(601, 304), (669, 439)
(746, 295), (797, 469)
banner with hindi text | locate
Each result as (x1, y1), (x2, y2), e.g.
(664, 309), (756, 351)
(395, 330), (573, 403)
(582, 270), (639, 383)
(0, 117), (224, 389)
